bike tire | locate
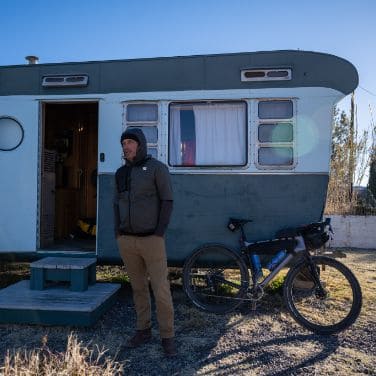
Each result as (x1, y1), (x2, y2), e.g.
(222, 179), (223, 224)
(283, 256), (362, 334)
(183, 244), (249, 314)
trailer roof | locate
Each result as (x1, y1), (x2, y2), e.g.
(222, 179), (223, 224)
(0, 50), (358, 96)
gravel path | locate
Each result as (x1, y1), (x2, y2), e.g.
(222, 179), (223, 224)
(0, 250), (375, 375)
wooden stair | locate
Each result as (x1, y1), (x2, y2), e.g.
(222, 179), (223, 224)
(30, 257), (97, 292)
(0, 257), (120, 326)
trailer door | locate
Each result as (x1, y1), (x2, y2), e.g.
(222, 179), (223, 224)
(0, 98), (39, 252)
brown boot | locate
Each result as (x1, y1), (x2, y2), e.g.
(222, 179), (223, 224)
(126, 328), (152, 348)
(162, 337), (177, 357)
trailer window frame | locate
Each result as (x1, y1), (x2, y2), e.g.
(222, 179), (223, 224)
(255, 99), (296, 170)
(123, 102), (160, 159)
(168, 100), (248, 168)
(0, 116), (25, 151)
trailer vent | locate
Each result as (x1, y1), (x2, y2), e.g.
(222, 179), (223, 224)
(241, 69), (292, 82)
(42, 75), (89, 87)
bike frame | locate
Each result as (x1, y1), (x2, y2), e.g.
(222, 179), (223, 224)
(183, 217), (361, 334)
(207, 222), (328, 299)
(241, 231), (323, 293)
(252, 252), (295, 289)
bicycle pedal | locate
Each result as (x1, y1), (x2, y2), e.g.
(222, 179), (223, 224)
(251, 301), (257, 311)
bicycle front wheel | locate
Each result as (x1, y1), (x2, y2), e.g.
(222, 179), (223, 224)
(284, 256), (362, 334)
(183, 244), (249, 314)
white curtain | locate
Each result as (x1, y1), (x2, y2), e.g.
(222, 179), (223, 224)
(193, 104), (246, 165)
(169, 107), (181, 165)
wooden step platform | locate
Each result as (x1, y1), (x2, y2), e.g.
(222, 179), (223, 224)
(0, 280), (121, 326)
(30, 257), (97, 292)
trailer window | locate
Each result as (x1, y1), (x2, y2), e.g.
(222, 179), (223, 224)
(124, 103), (159, 158)
(258, 100), (293, 119)
(127, 126), (158, 143)
(169, 102), (247, 166)
(257, 100), (294, 168)
(258, 147), (293, 165)
(0, 117), (24, 151)
(126, 104), (158, 122)
(258, 123), (293, 143)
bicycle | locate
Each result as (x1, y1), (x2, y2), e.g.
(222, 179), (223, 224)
(182, 218), (362, 335)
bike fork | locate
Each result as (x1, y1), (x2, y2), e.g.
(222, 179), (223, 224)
(305, 255), (326, 297)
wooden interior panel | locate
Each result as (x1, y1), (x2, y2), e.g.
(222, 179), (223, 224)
(43, 103), (98, 240)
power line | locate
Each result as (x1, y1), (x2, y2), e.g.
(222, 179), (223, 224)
(359, 85), (376, 97)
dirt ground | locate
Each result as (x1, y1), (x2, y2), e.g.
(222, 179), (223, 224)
(0, 249), (375, 375)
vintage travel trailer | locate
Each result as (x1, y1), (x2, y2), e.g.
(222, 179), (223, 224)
(0, 50), (358, 265)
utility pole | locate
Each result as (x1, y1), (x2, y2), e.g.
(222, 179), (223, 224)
(348, 92), (355, 200)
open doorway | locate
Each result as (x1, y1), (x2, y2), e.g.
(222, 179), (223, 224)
(40, 102), (98, 251)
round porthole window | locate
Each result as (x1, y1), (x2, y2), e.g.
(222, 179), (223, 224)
(0, 117), (25, 151)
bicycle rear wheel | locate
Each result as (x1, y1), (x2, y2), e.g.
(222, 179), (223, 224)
(284, 256), (362, 334)
(183, 244), (249, 314)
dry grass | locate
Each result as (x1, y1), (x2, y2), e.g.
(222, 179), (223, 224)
(338, 250), (376, 326)
(0, 262), (29, 289)
(96, 265), (129, 284)
(1, 333), (123, 376)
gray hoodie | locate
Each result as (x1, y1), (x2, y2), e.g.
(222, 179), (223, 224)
(114, 128), (173, 236)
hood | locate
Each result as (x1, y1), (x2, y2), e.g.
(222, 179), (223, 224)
(121, 128), (148, 165)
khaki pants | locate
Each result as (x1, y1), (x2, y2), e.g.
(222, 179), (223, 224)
(117, 235), (174, 338)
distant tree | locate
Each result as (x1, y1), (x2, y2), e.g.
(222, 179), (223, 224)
(367, 109), (376, 201)
(326, 95), (373, 214)
(326, 109), (352, 213)
(368, 159), (376, 200)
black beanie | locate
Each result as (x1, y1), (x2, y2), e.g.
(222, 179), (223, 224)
(120, 131), (140, 145)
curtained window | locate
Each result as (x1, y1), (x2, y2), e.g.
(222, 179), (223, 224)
(169, 102), (247, 166)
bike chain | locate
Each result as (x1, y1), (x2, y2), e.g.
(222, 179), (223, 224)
(198, 285), (265, 302)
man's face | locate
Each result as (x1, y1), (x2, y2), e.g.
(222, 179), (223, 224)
(122, 138), (138, 161)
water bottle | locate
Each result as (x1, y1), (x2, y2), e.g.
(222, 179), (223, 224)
(250, 254), (263, 279)
(266, 250), (287, 271)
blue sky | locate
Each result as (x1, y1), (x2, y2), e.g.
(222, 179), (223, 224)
(1, 0), (375, 179)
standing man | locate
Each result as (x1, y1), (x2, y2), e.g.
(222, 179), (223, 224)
(114, 128), (176, 357)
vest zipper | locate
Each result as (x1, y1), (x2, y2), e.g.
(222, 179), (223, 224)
(128, 166), (133, 232)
